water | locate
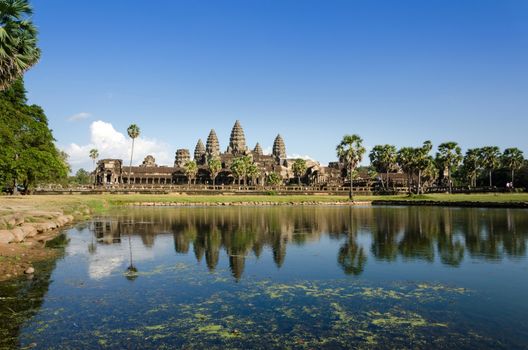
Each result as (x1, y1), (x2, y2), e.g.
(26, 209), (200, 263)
(1, 205), (528, 349)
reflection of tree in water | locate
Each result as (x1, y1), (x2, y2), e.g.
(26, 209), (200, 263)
(88, 207), (528, 280)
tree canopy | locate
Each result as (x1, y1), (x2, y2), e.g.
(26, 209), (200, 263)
(0, 79), (68, 191)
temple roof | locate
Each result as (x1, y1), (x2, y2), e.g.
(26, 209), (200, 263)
(194, 139), (206, 160)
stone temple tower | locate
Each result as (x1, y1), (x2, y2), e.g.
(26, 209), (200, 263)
(174, 149), (190, 167)
(194, 139), (206, 164)
(272, 134), (286, 160)
(226, 120), (248, 155)
(206, 129), (220, 157)
(253, 143), (263, 156)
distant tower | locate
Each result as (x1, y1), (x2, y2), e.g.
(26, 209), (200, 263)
(206, 129), (220, 157)
(253, 142), (263, 156)
(226, 120), (248, 155)
(174, 149), (190, 167)
(272, 134), (286, 160)
(194, 139), (206, 164)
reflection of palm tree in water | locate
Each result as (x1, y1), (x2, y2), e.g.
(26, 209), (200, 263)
(338, 207), (367, 276)
(125, 222), (138, 280)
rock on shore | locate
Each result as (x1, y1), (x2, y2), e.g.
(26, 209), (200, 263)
(0, 212), (75, 244)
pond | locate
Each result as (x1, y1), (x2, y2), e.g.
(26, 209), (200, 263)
(1, 206), (528, 349)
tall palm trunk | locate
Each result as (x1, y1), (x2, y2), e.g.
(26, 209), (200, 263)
(418, 170), (422, 194)
(489, 170), (492, 187)
(511, 169), (515, 187)
(348, 162), (353, 200)
(128, 138), (135, 186)
(448, 168), (452, 193)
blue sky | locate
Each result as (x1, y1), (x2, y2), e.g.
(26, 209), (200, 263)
(24, 0), (528, 171)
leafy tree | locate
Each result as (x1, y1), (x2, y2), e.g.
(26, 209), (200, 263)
(207, 156), (222, 187)
(478, 146), (501, 187)
(246, 162), (260, 186)
(89, 148), (99, 185)
(126, 124), (140, 185)
(267, 172), (282, 187)
(462, 148), (481, 188)
(0, 79), (67, 193)
(397, 141), (434, 194)
(72, 168), (90, 185)
(502, 148), (524, 187)
(396, 147), (415, 194)
(292, 158), (307, 185)
(0, 0), (40, 90)
(436, 142), (462, 193)
(336, 134), (365, 200)
(230, 157), (246, 186)
(369, 144), (397, 190)
(184, 160), (198, 185)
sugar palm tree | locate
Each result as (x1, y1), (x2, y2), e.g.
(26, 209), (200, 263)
(336, 134), (365, 200)
(502, 148), (524, 187)
(230, 157), (246, 187)
(479, 146), (501, 187)
(369, 144), (397, 191)
(89, 148), (99, 185)
(0, 0), (41, 90)
(292, 158), (307, 186)
(462, 148), (481, 188)
(436, 142), (462, 193)
(127, 124), (140, 186)
(267, 172), (282, 188)
(207, 156), (222, 187)
(184, 160), (198, 185)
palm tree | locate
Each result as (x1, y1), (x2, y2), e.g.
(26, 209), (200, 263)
(336, 134), (366, 200)
(479, 146), (501, 187)
(184, 160), (198, 185)
(292, 158), (307, 186)
(126, 124), (140, 186)
(397, 147), (415, 194)
(462, 148), (481, 188)
(267, 172), (282, 188)
(207, 156), (222, 187)
(0, 0), (41, 90)
(369, 144), (397, 191)
(246, 162), (260, 186)
(414, 141), (434, 194)
(436, 142), (462, 193)
(89, 148), (99, 185)
(502, 148), (524, 187)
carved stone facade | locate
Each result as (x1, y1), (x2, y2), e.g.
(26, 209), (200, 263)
(94, 120), (343, 186)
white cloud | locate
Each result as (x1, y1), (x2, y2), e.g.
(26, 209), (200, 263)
(63, 120), (172, 173)
(68, 112), (92, 121)
(287, 154), (314, 160)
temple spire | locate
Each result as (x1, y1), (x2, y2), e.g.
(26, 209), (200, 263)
(253, 142), (263, 155)
(227, 120), (247, 155)
(194, 139), (206, 164)
(206, 129), (220, 157)
(272, 134), (286, 159)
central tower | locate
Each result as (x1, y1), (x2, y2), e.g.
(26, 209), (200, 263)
(226, 120), (248, 155)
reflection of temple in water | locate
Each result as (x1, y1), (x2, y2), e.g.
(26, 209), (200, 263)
(88, 207), (528, 280)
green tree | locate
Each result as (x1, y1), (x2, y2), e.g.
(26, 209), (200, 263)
(436, 142), (462, 193)
(462, 148), (481, 188)
(369, 144), (397, 190)
(89, 148), (99, 185)
(502, 148), (524, 187)
(292, 158), (307, 185)
(479, 146), (501, 187)
(267, 172), (282, 188)
(246, 162), (260, 186)
(414, 141), (434, 194)
(230, 157), (246, 186)
(73, 168), (90, 185)
(0, 80), (67, 193)
(207, 156), (222, 187)
(184, 160), (198, 185)
(126, 124), (140, 185)
(336, 134), (366, 200)
(0, 0), (41, 90)
(396, 147), (415, 194)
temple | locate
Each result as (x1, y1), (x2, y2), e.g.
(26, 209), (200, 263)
(94, 120), (344, 186)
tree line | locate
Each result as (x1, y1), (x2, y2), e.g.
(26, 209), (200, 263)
(338, 134), (526, 199)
